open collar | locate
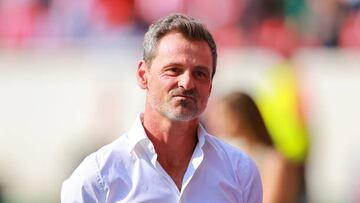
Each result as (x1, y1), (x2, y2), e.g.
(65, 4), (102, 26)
(125, 114), (207, 153)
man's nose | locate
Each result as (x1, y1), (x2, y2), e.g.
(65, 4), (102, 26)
(178, 72), (195, 90)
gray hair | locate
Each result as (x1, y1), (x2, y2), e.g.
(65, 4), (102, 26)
(143, 13), (217, 78)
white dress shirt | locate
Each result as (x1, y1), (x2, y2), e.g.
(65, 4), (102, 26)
(61, 114), (262, 203)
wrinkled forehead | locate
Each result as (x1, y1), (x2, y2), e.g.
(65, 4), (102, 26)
(154, 32), (213, 68)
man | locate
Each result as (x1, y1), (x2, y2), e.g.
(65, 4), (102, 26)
(61, 13), (262, 203)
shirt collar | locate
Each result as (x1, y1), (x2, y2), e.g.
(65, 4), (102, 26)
(196, 122), (207, 149)
(126, 113), (208, 153)
(126, 114), (149, 153)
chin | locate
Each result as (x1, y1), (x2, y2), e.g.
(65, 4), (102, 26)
(164, 111), (198, 122)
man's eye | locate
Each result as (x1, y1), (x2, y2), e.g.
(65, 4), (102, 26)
(194, 71), (207, 78)
(165, 68), (179, 75)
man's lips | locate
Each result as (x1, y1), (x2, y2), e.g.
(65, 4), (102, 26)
(173, 95), (196, 101)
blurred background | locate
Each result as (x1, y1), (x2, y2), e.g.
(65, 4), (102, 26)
(0, 0), (360, 202)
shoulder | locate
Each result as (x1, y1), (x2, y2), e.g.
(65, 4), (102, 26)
(204, 133), (263, 202)
(204, 133), (255, 169)
(204, 133), (259, 178)
(61, 149), (106, 202)
(61, 134), (131, 202)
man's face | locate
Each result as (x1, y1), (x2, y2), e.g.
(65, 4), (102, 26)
(140, 32), (213, 121)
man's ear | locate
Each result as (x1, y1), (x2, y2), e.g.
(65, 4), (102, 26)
(136, 60), (148, 89)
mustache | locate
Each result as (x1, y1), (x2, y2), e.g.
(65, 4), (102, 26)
(170, 88), (198, 98)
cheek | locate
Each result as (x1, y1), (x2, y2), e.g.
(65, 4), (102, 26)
(159, 76), (178, 89)
(199, 86), (211, 102)
(149, 76), (174, 94)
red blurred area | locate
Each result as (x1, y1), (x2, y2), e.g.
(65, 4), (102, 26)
(1, 0), (360, 50)
(255, 18), (299, 58)
(0, 1), (48, 46)
(92, 0), (135, 27)
(339, 12), (360, 48)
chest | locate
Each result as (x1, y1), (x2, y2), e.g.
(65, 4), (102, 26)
(158, 157), (191, 191)
(106, 157), (243, 203)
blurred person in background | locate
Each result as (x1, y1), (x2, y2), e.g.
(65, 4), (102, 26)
(61, 13), (262, 203)
(205, 92), (303, 203)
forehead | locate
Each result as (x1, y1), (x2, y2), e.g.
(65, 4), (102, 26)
(157, 32), (209, 53)
(153, 32), (213, 68)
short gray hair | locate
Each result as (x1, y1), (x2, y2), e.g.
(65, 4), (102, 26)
(143, 13), (217, 78)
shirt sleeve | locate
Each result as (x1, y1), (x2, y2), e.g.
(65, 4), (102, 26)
(242, 157), (263, 203)
(61, 154), (107, 203)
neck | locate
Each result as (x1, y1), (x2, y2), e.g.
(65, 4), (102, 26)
(142, 105), (200, 191)
(142, 109), (199, 153)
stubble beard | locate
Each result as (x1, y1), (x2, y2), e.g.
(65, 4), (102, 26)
(149, 92), (199, 121)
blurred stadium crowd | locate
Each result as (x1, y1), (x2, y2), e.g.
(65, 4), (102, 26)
(1, 0), (360, 55)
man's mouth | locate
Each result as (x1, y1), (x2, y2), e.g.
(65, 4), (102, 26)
(173, 95), (196, 101)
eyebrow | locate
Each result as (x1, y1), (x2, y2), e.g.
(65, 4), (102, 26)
(163, 63), (183, 68)
(161, 62), (211, 76)
(163, 62), (210, 70)
(194, 66), (211, 74)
